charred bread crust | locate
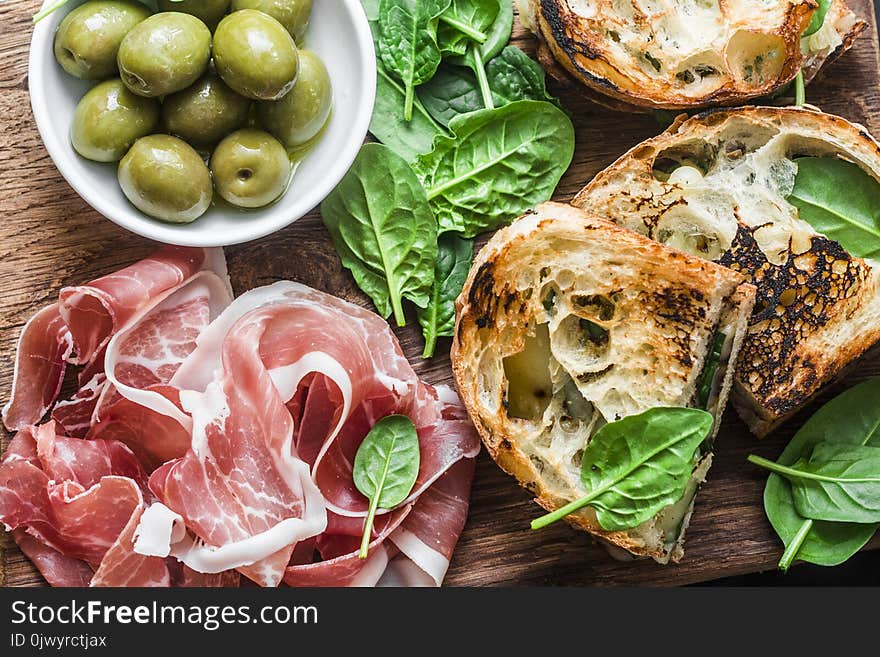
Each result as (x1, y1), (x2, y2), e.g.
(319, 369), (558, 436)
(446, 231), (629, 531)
(574, 106), (880, 436)
(451, 202), (756, 561)
(518, 0), (865, 111)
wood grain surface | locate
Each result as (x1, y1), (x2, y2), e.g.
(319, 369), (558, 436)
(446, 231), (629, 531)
(2, 0), (880, 587)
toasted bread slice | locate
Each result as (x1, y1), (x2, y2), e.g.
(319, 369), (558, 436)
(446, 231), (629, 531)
(518, 0), (865, 111)
(574, 106), (880, 435)
(451, 202), (756, 562)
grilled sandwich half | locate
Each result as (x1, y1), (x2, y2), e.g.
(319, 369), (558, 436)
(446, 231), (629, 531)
(575, 106), (880, 435)
(518, 0), (864, 111)
(452, 202), (756, 562)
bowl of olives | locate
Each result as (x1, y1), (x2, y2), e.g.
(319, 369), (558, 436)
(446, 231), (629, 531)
(29, 0), (376, 246)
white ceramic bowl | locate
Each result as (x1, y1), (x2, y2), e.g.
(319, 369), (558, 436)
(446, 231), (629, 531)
(29, 0), (376, 246)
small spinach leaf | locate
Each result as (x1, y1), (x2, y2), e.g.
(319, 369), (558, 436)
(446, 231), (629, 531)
(749, 444), (880, 524)
(759, 379), (880, 570)
(787, 157), (880, 258)
(803, 0), (831, 37)
(371, 61), (449, 162)
(437, 0), (499, 56)
(418, 234), (473, 358)
(414, 100), (575, 237)
(353, 415), (421, 558)
(697, 331), (726, 409)
(531, 408), (714, 531)
(447, 0), (513, 108)
(378, 0), (451, 121)
(321, 143), (438, 326)
(419, 46), (556, 127)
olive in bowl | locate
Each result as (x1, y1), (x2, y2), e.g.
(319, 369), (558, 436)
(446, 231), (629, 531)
(157, 0), (231, 28)
(213, 10), (299, 101)
(163, 74), (251, 148)
(54, 0), (152, 80)
(258, 49), (331, 148)
(71, 79), (160, 162)
(231, 0), (313, 42)
(210, 129), (292, 208)
(118, 135), (213, 223)
(117, 12), (212, 97)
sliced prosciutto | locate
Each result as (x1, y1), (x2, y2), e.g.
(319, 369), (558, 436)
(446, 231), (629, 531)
(0, 423), (146, 566)
(2, 246), (231, 433)
(1, 250), (477, 588)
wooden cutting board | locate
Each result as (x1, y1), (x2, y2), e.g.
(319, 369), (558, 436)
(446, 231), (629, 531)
(3, 0), (880, 587)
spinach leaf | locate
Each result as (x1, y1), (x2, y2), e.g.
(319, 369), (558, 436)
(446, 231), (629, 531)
(419, 46), (556, 127)
(418, 234), (473, 358)
(531, 408), (714, 531)
(361, 0), (380, 20)
(321, 143), (438, 326)
(378, 0), (451, 121)
(749, 444), (880, 524)
(414, 100), (575, 237)
(697, 331), (726, 409)
(437, 0), (499, 56)
(759, 379), (880, 570)
(447, 0), (513, 108)
(803, 0), (831, 37)
(371, 61), (450, 162)
(353, 415), (421, 558)
(787, 157), (880, 258)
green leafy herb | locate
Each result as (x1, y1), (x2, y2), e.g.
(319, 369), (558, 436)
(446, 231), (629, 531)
(321, 143), (438, 326)
(787, 157), (880, 258)
(749, 443), (880, 524)
(415, 100), (575, 237)
(436, 0), (499, 56)
(377, 0), (451, 121)
(372, 61), (450, 162)
(447, 0), (513, 109)
(417, 234), (473, 358)
(803, 0), (831, 37)
(353, 415), (421, 558)
(757, 379), (880, 571)
(419, 46), (556, 127)
(697, 332), (726, 409)
(794, 70), (805, 106)
(531, 407), (714, 531)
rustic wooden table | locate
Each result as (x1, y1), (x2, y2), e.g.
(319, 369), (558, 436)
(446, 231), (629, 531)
(2, 0), (880, 586)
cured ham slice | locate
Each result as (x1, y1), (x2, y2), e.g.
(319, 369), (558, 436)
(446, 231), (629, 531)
(90, 506), (170, 587)
(2, 304), (73, 431)
(58, 246), (209, 365)
(12, 529), (94, 587)
(0, 423), (147, 566)
(51, 374), (107, 438)
(2, 252), (477, 588)
(2, 247), (230, 433)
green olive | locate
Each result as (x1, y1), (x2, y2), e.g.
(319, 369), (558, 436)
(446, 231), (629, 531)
(118, 135), (212, 223)
(156, 0), (231, 28)
(163, 74), (251, 147)
(53, 0), (152, 79)
(257, 49), (330, 147)
(230, 0), (312, 42)
(117, 12), (212, 97)
(213, 10), (299, 101)
(210, 129), (291, 208)
(71, 79), (160, 162)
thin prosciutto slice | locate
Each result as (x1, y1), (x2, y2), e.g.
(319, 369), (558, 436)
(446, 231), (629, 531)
(2, 305), (73, 431)
(2, 246), (230, 433)
(0, 423), (146, 566)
